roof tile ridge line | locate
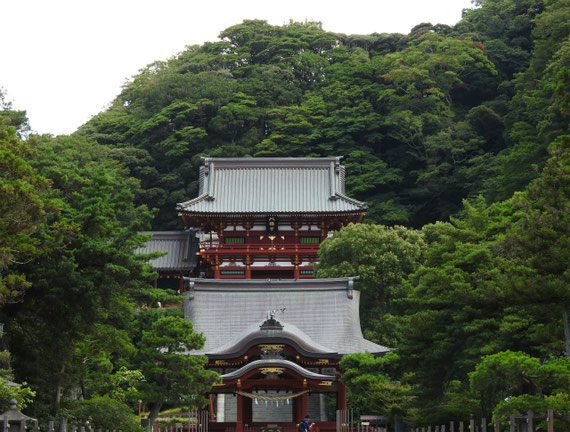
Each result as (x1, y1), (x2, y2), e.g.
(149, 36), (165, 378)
(199, 157), (343, 169)
(201, 156), (343, 162)
(176, 193), (209, 209)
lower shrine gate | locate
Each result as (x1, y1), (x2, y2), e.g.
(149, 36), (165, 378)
(183, 278), (388, 432)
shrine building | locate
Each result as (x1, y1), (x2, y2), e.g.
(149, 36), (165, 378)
(141, 157), (388, 432)
(176, 157), (367, 280)
(184, 277), (388, 432)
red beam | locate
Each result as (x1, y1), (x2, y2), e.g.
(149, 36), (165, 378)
(212, 378), (337, 391)
(200, 244), (320, 254)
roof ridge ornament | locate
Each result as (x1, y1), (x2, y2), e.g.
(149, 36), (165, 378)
(260, 309), (284, 330)
(206, 161), (216, 201)
(347, 276), (359, 299)
(183, 277), (195, 299)
(329, 160), (338, 200)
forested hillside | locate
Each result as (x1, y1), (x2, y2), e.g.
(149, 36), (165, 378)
(77, 0), (568, 229)
(1, 0), (569, 428)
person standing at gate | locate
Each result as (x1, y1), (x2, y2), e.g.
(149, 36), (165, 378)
(304, 415), (314, 431)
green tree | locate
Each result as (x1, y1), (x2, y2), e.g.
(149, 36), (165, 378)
(340, 352), (411, 422)
(503, 135), (570, 357)
(5, 134), (159, 415)
(397, 197), (514, 422)
(133, 311), (219, 425)
(316, 223), (425, 346)
(65, 396), (143, 432)
(483, 0), (570, 201)
(0, 110), (53, 304)
(469, 351), (570, 420)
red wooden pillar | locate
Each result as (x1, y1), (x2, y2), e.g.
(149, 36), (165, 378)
(293, 395), (300, 423)
(245, 264), (251, 279)
(294, 265), (300, 279)
(214, 266), (221, 279)
(298, 392), (308, 419)
(236, 393), (244, 432)
(337, 382), (347, 411)
(243, 395), (252, 425)
(293, 393), (306, 423)
(209, 394), (215, 421)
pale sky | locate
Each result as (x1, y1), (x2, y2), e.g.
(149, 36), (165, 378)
(1, 0), (474, 136)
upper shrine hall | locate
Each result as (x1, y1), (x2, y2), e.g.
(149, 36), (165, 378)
(177, 157), (367, 280)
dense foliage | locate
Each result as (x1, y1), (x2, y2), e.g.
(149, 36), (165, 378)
(1, 0), (569, 427)
(76, 0), (567, 230)
(0, 93), (53, 306)
(321, 138), (570, 424)
(405, 134), (569, 422)
(317, 224), (425, 347)
(0, 116), (218, 426)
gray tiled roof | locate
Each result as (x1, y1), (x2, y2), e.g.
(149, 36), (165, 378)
(177, 158), (367, 214)
(184, 278), (388, 355)
(136, 231), (198, 271)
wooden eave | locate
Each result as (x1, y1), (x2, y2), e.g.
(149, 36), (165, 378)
(211, 359), (337, 392)
(179, 211), (366, 229)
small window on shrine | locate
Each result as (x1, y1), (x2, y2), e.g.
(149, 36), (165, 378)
(225, 237), (246, 244)
(300, 236), (320, 244)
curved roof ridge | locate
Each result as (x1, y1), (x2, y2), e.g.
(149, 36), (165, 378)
(206, 320), (337, 357)
(220, 358), (336, 380)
